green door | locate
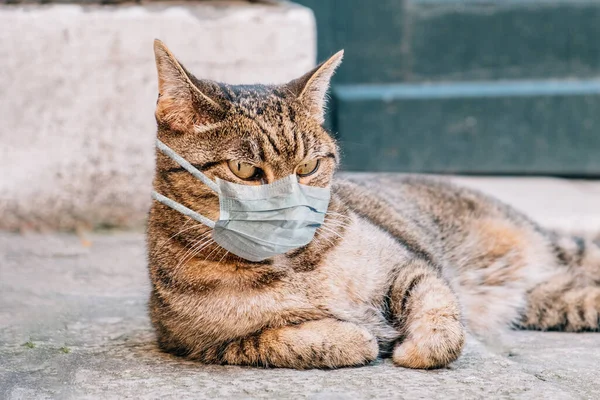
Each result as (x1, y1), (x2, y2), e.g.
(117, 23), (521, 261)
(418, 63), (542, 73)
(296, 0), (600, 176)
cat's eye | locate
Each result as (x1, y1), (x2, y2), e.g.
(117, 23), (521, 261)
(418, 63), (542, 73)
(296, 159), (320, 177)
(228, 160), (259, 180)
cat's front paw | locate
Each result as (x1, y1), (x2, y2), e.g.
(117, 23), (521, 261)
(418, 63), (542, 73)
(392, 312), (465, 369)
(265, 320), (379, 369)
(219, 319), (379, 369)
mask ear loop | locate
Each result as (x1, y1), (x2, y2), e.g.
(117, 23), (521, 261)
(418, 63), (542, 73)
(151, 191), (215, 228)
(155, 139), (220, 193)
(152, 139), (219, 228)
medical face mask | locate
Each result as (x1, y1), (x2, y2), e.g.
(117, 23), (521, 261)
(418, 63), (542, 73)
(152, 140), (331, 262)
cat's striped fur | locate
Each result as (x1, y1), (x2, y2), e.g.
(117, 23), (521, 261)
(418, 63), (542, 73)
(147, 40), (600, 369)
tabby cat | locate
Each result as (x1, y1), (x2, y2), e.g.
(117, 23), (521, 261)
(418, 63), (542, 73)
(147, 40), (600, 369)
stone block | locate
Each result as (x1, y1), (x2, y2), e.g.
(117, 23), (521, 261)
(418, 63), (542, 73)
(408, 0), (600, 81)
(0, 2), (316, 230)
(334, 79), (600, 174)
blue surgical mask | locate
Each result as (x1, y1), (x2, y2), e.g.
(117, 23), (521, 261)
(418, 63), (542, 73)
(151, 140), (331, 262)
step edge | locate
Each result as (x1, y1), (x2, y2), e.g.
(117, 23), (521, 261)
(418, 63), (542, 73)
(334, 79), (600, 100)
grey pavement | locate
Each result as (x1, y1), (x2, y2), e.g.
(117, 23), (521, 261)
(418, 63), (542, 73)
(3, 177), (600, 399)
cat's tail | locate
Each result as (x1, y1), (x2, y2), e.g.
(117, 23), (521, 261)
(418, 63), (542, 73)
(518, 232), (600, 331)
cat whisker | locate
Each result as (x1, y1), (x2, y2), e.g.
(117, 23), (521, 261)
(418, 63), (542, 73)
(158, 221), (206, 250)
(217, 250), (230, 265)
(188, 239), (217, 261)
(204, 243), (224, 262)
(326, 211), (352, 221)
(173, 230), (213, 260)
(325, 220), (351, 229)
(318, 225), (344, 239)
(174, 240), (216, 275)
(174, 235), (215, 272)
(314, 231), (336, 247)
(325, 218), (352, 228)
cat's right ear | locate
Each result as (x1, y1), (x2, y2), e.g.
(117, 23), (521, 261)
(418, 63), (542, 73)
(284, 50), (344, 125)
(153, 39), (226, 133)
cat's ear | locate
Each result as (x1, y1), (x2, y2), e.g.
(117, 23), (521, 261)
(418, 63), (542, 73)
(285, 50), (344, 124)
(153, 39), (226, 133)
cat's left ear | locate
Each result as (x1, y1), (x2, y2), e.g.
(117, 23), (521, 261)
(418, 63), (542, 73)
(153, 39), (226, 134)
(285, 50), (344, 124)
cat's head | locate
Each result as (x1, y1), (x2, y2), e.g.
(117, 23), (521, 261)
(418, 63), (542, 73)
(153, 39), (343, 196)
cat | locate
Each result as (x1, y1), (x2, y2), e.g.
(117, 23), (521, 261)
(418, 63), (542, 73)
(147, 39), (600, 369)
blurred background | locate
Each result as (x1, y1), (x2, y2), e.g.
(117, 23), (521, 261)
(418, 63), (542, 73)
(297, 0), (600, 176)
(2, 0), (600, 231)
(3, 2), (600, 397)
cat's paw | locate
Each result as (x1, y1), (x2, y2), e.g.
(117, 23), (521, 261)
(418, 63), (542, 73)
(329, 322), (380, 367)
(223, 319), (379, 369)
(269, 320), (379, 368)
(392, 312), (465, 369)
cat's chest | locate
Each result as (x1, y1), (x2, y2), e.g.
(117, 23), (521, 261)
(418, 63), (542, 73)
(169, 217), (408, 342)
(310, 217), (411, 310)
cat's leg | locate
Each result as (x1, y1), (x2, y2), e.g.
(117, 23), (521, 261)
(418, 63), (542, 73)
(551, 234), (600, 286)
(519, 235), (600, 331)
(199, 318), (379, 369)
(520, 274), (600, 331)
(389, 259), (465, 369)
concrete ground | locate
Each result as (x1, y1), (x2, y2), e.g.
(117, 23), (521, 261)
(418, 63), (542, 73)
(2, 176), (600, 399)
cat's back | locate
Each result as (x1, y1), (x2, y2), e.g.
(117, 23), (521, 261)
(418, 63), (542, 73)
(334, 174), (537, 233)
(332, 174), (549, 276)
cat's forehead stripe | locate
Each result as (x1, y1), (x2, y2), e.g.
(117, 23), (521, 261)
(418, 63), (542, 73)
(220, 94), (306, 162)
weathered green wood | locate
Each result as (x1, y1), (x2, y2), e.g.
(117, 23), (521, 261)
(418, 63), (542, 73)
(408, 0), (600, 81)
(296, 0), (408, 84)
(290, 1), (600, 174)
(297, 0), (600, 83)
(335, 80), (600, 175)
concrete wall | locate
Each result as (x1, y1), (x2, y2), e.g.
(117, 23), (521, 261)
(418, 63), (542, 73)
(0, 1), (316, 231)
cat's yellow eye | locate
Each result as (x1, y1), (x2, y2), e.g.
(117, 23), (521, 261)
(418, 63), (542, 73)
(296, 159), (320, 177)
(228, 160), (258, 180)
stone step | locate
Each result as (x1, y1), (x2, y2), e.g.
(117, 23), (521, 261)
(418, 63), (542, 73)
(407, 0), (600, 82)
(0, 2), (315, 231)
(334, 79), (600, 174)
(298, 0), (600, 84)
